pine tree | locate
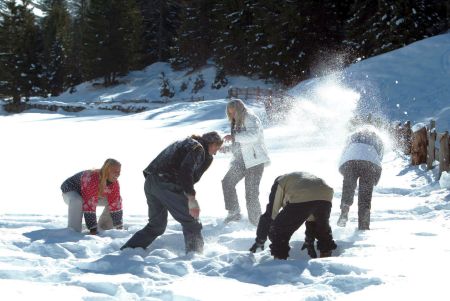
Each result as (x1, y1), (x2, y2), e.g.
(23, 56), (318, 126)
(136, 0), (181, 66)
(41, 0), (73, 96)
(211, 0), (253, 75)
(0, 0), (43, 104)
(82, 0), (142, 86)
(171, 0), (215, 70)
(344, 0), (446, 60)
(68, 0), (87, 91)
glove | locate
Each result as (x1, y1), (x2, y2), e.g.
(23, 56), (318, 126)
(301, 241), (317, 258)
(89, 228), (98, 235)
(187, 194), (200, 219)
(249, 239), (265, 253)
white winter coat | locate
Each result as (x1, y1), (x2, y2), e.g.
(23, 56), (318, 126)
(233, 111), (270, 169)
(339, 142), (382, 168)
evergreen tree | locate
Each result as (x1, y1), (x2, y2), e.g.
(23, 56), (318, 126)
(345, 0), (446, 60)
(82, 0), (142, 86)
(0, 0), (43, 104)
(70, 0), (89, 91)
(159, 71), (174, 98)
(171, 0), (215, 70)
(211, 0), (254, 75)
(136, 0), (181, 66)
(41, 0), (73, 96)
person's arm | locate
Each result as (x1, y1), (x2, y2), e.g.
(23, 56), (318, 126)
(80, 172), (99, 233)
(107, 182), (123, 229)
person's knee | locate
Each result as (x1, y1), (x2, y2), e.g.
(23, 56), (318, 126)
(222, 177), (234, 190)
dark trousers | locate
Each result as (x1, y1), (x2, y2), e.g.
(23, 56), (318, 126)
(222, 160), (264, 225)
(121, 174), (203, 253)
(340, 160), (382, 229)
(268, 201), (335, 259)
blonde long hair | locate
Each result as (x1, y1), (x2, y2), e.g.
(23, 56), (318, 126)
(226, 98), (247, 129)
(97, 158), (121, 196)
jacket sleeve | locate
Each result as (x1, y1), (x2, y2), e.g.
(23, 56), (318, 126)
(107, 182), (123, 228)
(179, 145), (205, 195)
(234, 113), (261, 144)
(81, 171), (99, 230)
(256, 179), (281, 242)
(61, 171), (83, 193)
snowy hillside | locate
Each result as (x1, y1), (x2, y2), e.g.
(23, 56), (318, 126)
(1, 34), (450, 300)
(291, 32), (450, 129)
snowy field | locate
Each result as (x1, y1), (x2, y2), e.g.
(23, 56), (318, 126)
(1, 33), (450, 300)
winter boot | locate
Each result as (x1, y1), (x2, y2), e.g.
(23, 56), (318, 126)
(358, 209), (371, 230)
(301, 241), (317, 258)
(320, 250), (332, 258)
(224, 210), (242, 224)
(337, 206), (350, 227)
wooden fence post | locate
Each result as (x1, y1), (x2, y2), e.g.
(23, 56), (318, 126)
(401, 121), (412, 154)
(439, 131), (450, 179)
(411, 126), (427, 165)
(427, 120), (436, 170)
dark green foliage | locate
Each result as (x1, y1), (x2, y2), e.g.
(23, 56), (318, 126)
(344, 0), (447, 60)
(81, 0), (142, 86)
(211, 68), (228, 89)
(192, 73), (205, 94)
(159, 72), (175, 98)
(171, 0), (214, 70)
(41, 0), (73, 96)
(0, 0), (43, 104)
(0, 0), (447, 101)
(136, 0), (181, 66)
(180, 81), (188, 92)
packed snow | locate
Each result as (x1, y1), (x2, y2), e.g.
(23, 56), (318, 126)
(1, 33), (449, 300)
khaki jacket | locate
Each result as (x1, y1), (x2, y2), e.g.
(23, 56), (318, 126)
(271, 172), (334, 219)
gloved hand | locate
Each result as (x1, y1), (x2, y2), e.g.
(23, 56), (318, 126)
(187, 194), (200, 219)
(249, 239), (265, 253)
(301, 241), (317, 258)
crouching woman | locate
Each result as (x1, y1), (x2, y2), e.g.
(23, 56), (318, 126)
(61, 158), (123, 234)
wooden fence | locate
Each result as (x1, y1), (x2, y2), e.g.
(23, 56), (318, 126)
(394, 119), (450, 179)
(227, 86), (293, 122)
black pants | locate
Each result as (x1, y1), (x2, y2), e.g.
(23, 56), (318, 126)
(268, 201), (335, 259)
(340, 160), (382, 229)
(121, 174), (203, 253)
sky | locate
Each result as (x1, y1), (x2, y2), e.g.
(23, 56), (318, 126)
(0, 32), (450, 301)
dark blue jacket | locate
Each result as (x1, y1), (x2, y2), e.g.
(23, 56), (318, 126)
(143, 137), (212, 195)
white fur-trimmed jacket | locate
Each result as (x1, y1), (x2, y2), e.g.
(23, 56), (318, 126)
(232, 111), (270, 169)
(339, 129), (384, 169)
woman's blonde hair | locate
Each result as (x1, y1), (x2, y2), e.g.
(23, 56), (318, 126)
(98, 158), (121, 196)
(226, 98), (247, 128)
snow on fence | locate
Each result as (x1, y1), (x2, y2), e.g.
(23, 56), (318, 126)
(394, 119), (450, 179)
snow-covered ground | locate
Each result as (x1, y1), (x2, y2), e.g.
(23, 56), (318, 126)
(1, 33), (449, 300)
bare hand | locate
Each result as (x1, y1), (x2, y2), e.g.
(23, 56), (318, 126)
(223, 134), (233, 142)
